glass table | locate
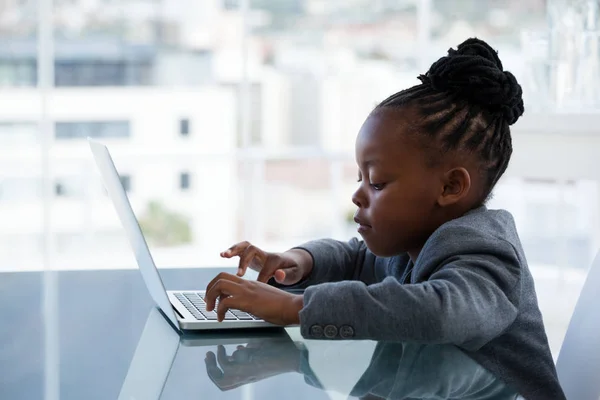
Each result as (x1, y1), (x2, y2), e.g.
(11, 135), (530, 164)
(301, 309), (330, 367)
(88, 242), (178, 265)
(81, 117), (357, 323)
(0, 268), (521, 399)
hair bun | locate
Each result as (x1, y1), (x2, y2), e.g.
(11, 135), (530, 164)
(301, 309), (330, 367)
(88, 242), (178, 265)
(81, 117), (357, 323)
(418, 37), (524, 125)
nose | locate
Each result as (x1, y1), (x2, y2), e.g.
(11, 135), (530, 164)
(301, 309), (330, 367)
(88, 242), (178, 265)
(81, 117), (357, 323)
(352, 186), (368, 208)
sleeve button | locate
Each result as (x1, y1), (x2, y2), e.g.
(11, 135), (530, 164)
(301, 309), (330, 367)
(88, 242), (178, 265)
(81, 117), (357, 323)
(340, 325), (355, 338)
(310, 324), (324, 338)
(324, 325), (338, 338)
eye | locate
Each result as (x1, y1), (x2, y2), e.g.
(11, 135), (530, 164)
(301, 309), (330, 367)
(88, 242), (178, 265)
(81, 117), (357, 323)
(357, 171), (362, 183)
(371, 183), (386, 191)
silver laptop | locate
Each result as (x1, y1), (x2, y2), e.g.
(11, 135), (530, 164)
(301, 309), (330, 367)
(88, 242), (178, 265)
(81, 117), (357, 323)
(88, 139), (276, 330)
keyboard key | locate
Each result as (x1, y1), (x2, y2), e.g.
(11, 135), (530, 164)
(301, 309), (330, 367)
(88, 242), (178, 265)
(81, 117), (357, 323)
(223, 312), (237, 320)
(192, 312), (205, 320)
(230, 310), (253, 319)
(178, 292), (251, 321)
(183, 293), (201, 302)
(175, 295), (207, 320)
(199, 311), (219, 320)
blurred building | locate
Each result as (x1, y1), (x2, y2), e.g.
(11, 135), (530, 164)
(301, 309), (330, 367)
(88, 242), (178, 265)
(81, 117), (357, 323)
(0, 0), (598, 271)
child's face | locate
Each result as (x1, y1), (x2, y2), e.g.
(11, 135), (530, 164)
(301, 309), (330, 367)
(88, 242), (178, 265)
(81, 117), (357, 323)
(352, 110), (449, 259)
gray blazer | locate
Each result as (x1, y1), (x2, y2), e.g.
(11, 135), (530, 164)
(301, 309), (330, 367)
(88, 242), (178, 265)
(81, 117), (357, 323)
(275, 206), (565, 400)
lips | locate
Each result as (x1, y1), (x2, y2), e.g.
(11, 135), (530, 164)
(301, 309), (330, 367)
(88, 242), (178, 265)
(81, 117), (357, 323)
(354, 214), (372, 234)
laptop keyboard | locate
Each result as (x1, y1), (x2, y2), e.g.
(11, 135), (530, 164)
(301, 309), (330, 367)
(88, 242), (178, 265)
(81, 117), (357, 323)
(174, 292), (261, 321)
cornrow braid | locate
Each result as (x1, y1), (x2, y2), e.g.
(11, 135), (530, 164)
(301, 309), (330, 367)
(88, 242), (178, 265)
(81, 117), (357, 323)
(375, 38), (524, 200)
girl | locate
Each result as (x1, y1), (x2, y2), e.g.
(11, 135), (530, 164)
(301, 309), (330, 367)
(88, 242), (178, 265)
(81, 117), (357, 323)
(205, 38), (565, 399)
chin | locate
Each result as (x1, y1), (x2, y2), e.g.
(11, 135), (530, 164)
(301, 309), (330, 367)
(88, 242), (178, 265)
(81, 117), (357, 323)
(363, 239), (404, 258)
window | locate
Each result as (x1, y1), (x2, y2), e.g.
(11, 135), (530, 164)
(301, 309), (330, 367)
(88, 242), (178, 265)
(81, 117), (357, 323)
(223, 0), (239, 10)
(179, 172), (190, 190)
(119, 175), (131, 192)
(0, 178), (41, 201)
(54, 60), (152, 87)
(222, 83), (262, 146)
(52, 177), (86, 198)
(55, 121), (130, 139)
(179, 119), (190, 137)
(55, 233), (86, 254)
(0, 59), (37, 87)
(0, 122), (38, 144)
(0, 234), (42, 257)
(54, 183), (65, 197)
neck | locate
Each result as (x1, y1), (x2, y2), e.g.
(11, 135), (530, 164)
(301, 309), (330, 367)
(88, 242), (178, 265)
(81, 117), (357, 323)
(407, 204), (487, 263)
(407, 248), (423, 263)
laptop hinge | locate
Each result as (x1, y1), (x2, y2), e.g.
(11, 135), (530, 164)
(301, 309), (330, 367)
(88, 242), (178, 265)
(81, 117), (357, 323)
(172, 305), (184, 320)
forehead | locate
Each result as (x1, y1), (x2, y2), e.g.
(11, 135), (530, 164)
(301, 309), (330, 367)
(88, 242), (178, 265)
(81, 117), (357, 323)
(355, 111), (418, 167)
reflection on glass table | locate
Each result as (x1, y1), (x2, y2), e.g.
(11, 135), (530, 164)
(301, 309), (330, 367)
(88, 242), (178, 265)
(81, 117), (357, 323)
(204, 337), (302, 391)
(121, 308), (521, 400)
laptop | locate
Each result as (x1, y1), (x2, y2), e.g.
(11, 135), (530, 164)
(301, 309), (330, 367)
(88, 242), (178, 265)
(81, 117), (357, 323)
(88, 139), (277, 330)
(118, 307), (292, 400)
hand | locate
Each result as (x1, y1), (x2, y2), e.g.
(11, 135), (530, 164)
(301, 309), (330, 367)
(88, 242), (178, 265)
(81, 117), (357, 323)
(220, 241), (312, 285)
(205, 338), (302, 391)
(205, 272), (303, 325)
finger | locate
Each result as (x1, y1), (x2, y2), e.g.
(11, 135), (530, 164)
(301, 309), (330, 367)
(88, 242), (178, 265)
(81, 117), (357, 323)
(256, 255), (288, 283)
(278, 267), (303, 285)
(256, 268), (270, 283)
(232, 347), (251, 363)
(256, 254), (280, 282)
(219, 293), (230, 303)
(216, 296), (239, 322)
(217, 344), (233, 370)
(220, 241), (251, 258)
(205, 279), (236, 312)
(237, 245), (264, 276)
(256, 253), (282, 283)
(205, 272), (243, 297)
(204, 351), (224, 380)
(205, 275), (242, 311)
(273, 269), (286, 283)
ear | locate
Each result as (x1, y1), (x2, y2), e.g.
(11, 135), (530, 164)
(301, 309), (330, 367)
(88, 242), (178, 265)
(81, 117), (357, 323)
(437, 167), (471, 207)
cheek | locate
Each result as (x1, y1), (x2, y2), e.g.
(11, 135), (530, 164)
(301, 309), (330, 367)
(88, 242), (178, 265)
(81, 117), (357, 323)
(371, 184), (435, 220)
(407, 174), (440, 204)
(369, 191), (406, 222)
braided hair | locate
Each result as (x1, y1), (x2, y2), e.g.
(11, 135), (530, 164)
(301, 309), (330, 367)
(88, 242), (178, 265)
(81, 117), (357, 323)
(375, 38), (524, 201)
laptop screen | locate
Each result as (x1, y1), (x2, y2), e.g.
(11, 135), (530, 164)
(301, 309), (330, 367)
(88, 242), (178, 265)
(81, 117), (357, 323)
(88, 139), (179, 328)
